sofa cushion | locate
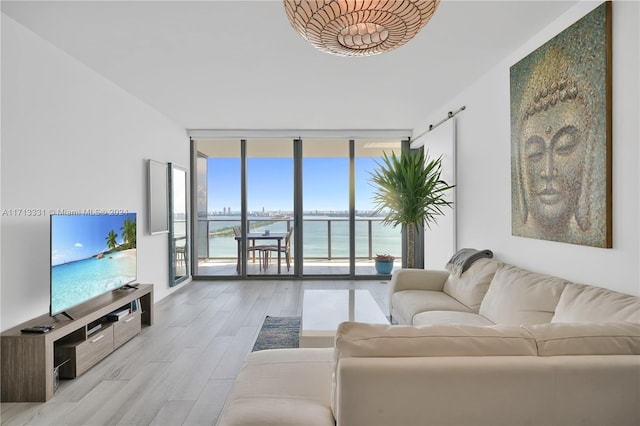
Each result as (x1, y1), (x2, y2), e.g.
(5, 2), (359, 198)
(218, 348), (335, 426)
(522, 322), (640, 356)
(443, 258), (499, 313)
(334, 322), (538, 358)
(551, 283), (640, 323)
(479, 263), (567, 325)
(391, 290), (472, 325)
(412, 310), (495, 326)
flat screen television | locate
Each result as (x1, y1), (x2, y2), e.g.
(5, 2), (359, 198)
(50, 212), (137, 317)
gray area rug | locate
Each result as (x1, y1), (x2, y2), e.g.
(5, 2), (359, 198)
(252, 316), (301, 352)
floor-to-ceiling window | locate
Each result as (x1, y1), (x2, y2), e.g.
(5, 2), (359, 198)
(191, 134), (407, 278)
(246, 139), (295, 276)
(354, 140), (403, 275)
(194, 140), (242, 276)
(302, 139), (350, 275)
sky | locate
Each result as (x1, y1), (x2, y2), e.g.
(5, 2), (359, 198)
(51, 213), (136, 265)
(207, 157), (380, 213)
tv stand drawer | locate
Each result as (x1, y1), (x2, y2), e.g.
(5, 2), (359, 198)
(113, 311), (141, 349)
(55, 325), (114, 378)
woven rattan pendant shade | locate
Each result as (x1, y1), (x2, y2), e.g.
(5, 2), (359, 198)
(283, 0), (440, 57)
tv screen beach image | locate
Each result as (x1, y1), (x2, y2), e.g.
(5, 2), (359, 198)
(50, 213), (137, 314)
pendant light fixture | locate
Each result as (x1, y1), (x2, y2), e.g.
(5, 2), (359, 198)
(283, 0), (440, 57)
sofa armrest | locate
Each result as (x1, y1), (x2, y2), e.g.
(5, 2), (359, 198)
(389, 269), (450, 293)
(388, 269), (449, 310)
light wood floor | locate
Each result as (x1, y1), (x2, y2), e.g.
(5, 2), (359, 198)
(1, 279), (390, 426)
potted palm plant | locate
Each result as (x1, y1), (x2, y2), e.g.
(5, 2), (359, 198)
(369, 147), (454, 268)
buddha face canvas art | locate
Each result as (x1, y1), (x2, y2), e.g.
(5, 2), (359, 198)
(510, 2), (611, 248)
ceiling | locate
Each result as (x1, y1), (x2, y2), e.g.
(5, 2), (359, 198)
(2, 0), (578, 131)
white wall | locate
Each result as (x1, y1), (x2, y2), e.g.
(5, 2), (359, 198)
(1, 14), (191, 331)
(414, 119), (457, 269)
(416, 1), (639, 296)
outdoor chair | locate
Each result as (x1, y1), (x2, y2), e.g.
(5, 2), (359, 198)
(233, 226), (266, 272)
(263, 228), (293, 271)
(175, 245), (186, 264)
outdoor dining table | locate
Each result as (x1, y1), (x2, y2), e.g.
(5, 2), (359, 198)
(235, 232), (288, 274)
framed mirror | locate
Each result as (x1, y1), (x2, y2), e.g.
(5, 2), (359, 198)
(168, 163), (189, 286)
(148, 160), (169, 235)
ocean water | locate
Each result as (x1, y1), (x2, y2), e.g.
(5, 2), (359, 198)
(192, 216), (401, 258)
(51, 249), (137, 314)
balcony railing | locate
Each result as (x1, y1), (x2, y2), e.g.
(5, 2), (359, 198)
(196, 216), (401, 261)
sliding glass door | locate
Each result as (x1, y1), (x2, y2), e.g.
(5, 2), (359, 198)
(192, 136), (405, 278)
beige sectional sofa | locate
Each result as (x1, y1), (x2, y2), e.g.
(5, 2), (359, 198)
(217, 259), (640, 426)
(390, 258), (639, 326)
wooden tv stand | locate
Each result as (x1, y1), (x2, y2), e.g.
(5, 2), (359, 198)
(1, 284), (153, 402)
